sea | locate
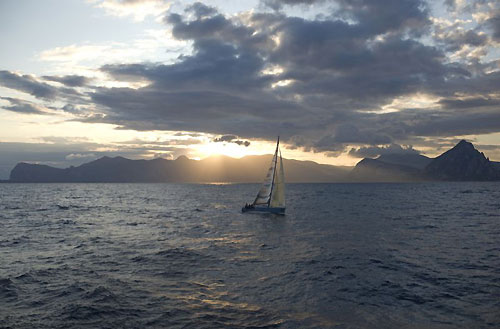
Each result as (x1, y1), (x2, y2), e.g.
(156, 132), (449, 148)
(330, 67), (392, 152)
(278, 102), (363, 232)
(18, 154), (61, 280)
(0, 183), (499, 329)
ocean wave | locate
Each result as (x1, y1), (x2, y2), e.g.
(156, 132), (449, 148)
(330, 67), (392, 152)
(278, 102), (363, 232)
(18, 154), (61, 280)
(1, 182), (499, 328)
(0, 278), (17, 293)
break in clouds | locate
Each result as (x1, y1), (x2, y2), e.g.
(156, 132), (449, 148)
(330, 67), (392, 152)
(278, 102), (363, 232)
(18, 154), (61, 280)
(1, 0), (500, 157)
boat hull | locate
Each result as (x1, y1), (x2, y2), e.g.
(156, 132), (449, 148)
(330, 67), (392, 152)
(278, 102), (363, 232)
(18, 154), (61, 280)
(242, 206), (285, 215)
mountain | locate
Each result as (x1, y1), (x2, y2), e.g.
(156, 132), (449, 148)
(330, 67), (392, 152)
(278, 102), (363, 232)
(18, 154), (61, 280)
(8, 140), (500, 183)
(350, 140), (500, 182)
(424, 140), (500, 181)
(349, 158), (425, 182)
(375, 154), (432, 170)
(9, 154), (352, 183)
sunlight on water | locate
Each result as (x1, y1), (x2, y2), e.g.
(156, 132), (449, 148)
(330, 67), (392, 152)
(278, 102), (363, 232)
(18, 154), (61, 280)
(0, 183), (499, 328)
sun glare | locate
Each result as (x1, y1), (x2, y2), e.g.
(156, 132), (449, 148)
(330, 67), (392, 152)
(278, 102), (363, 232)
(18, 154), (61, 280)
(195, 141), (259, 159)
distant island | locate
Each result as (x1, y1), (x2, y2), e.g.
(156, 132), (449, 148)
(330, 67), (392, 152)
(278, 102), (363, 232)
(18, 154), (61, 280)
(6, 140), (500, 183)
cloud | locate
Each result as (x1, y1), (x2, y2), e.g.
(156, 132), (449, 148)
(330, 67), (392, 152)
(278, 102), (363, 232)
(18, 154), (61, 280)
(486, 10), (500, 40)
(0, 97), (50, 115)
(335, 0), (430, 36)
(43, 75), (92, 87)
(261, 0), (326, 11)
(91, 22), (309, 138)
(89, 0), (171, 21)
(348, 144), (420, 158)
(0, 70), (85, 108)
(0, 70), (58, 99)
(433, 20), (487, 52)
(73, 2), (497, 155)
(116, 137), (203, 146)
(3, 0), (500, 159)
(213, 135), (251, 147)
(438, 97), (500, 109)
(65, 153), (96, 160)
(262, 0), (430, 37)
(431, 17), (489, 64)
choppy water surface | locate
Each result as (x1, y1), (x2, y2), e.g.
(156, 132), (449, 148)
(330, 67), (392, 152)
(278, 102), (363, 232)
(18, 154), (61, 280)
(0, 183), (499, 328)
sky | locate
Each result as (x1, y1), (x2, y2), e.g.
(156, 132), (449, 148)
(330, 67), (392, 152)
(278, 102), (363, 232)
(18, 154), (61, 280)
(0, 0), (499, 178)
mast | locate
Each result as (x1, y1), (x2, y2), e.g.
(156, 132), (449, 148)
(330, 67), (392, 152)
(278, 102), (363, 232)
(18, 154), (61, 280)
(268, 136), (280, 207)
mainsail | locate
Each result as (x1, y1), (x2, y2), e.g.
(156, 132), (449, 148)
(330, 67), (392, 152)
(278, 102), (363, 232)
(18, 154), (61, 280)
(270, 150), (285, 208)
(253, 149), (277, 205)
(253, 138), (285, 207)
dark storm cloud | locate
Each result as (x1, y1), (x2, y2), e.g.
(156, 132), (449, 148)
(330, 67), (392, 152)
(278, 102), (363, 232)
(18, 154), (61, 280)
(330, 124), (392, 145)
(0, 70), (58, 99)
(42, 75), (92, 87)
(357, 105), (500, 142)
(439, 97), (500, 109)
(94, 7), (311, 139)
(334, 0), (430, 36)
(402, 109), (500, 137)
(23, 0), (495, 156)
(276, 34), (455, 104)
(310, 122), (394, 153)
(263, 0), (429, 35)
(165, 3), (274, 52)
(88, 84), (307, 138)
(90, 2), (486, 152)
(0, 97), (49, 115)
(102, 38), (271, 91)
(269, 17), (369, 71)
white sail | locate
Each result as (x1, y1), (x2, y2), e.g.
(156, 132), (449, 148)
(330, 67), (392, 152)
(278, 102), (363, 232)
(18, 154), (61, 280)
(270, 150), (285, 208)
(245, 136), (285, 214)
(253, 151), (277, 205)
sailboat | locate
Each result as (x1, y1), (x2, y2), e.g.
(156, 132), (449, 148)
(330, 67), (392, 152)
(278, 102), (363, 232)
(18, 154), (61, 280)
(242, 137), (285, 215)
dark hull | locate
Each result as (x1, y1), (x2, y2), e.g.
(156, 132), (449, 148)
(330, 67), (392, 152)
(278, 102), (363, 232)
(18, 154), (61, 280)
(242, 206), (285, 215)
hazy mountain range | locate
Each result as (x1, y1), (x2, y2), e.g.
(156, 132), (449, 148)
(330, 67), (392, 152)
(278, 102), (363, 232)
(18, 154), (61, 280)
(6, 140), (500, 183)
(350, 140), (500, 182)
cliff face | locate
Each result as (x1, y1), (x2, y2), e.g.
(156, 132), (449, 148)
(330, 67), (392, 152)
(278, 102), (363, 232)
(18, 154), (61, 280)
(424, 140), (500, 181)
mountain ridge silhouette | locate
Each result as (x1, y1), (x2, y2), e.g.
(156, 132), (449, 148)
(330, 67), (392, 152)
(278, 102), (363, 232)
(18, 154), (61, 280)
(7, 140), (500, 182)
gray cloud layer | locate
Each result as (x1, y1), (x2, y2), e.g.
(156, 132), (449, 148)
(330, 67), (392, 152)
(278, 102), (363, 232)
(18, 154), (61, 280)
(1, 1), (499, 159)
(0, 97), (48, 115)
(0, 70), (58, 99)
(42, 75), (92, 87)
